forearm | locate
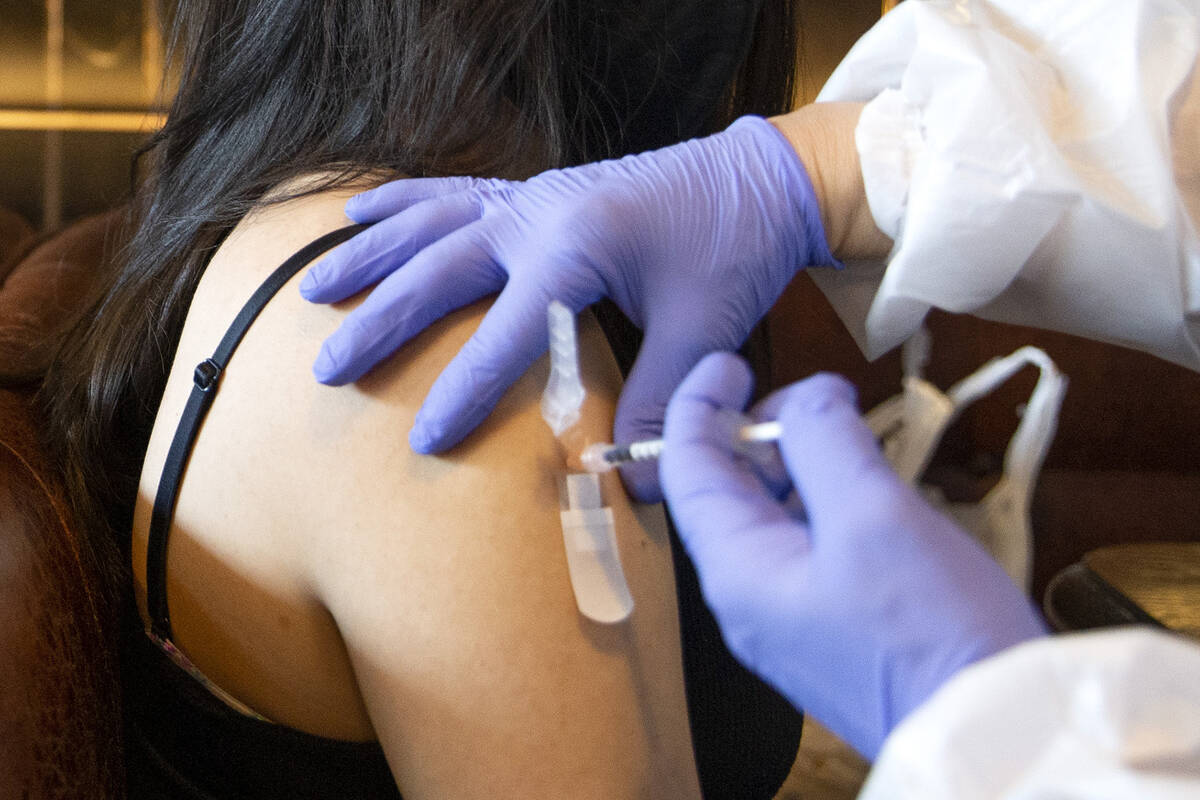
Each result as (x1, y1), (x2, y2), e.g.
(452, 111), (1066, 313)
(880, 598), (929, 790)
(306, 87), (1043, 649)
(769, 103), (892, 263)
(809, 0), (1200, 365)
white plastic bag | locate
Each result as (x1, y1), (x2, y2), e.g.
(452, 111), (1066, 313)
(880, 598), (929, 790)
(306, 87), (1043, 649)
(865, 330), (1067, 589)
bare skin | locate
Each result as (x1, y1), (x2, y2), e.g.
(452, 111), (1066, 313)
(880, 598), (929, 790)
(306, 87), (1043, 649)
(131, 180), (703, 799)
(771, 102), (894, 262)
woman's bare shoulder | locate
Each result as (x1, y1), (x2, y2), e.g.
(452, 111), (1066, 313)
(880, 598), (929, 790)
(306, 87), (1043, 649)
(133, 184), (702, 796)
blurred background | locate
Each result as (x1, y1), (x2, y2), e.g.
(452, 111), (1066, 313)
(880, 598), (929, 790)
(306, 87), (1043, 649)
(0, 0), (166, 231)
(0, 0), (885, 234)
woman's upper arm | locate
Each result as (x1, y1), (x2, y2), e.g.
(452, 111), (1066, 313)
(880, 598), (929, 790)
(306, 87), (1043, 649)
(156, 190), (701, 797)
(304, 305), (700, 798)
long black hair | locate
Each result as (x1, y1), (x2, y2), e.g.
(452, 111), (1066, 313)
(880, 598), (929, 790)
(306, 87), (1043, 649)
(40, 0), (798, 582)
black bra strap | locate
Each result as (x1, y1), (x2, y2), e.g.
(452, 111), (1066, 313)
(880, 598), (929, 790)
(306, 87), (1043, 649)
(147, 223), (370, 641)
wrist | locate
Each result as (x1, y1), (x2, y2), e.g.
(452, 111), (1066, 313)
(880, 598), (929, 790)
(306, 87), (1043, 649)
(768, 103), (892, 261)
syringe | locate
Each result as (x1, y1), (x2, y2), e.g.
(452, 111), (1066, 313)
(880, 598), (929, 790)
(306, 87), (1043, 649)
(580, 420), (783, 473)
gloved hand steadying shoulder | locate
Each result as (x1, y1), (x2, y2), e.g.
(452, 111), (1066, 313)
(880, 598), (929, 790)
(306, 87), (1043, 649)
(300, 116), (836, 501)
(659, 353), (1048, 759)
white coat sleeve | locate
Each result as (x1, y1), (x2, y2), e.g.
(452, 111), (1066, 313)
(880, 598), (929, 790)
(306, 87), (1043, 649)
(859, 628), (1200, 799)
(811, 0), (1200, 370)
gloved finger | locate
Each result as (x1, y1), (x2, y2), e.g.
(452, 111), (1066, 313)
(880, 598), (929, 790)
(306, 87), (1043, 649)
(345, 175), (503, 222)
(742, 389), (795, 502)
(301, 192), (484, 303)
(408, 277), (553, 453)
(613, 322), (721, 503)
(773, 373), (900, 532)
(312, 227), (502, 385)
(661, 353), (809, 582)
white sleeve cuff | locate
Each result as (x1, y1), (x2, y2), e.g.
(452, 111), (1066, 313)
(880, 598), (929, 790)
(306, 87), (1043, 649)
(812, 0), (1200, 368)
(854, 88), (922, 243)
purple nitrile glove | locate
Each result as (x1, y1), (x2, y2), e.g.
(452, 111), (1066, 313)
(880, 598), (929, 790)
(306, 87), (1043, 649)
(300, 116), (837, 502)
(659, 353), (1048, 759)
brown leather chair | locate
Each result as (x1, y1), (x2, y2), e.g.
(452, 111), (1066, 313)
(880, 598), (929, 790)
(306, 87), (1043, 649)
(0, 209), (124, 798)
(0, 207), (36, 276)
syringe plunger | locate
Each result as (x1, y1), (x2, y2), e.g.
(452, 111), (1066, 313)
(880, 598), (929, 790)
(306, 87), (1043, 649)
(580, 420), (782, 473)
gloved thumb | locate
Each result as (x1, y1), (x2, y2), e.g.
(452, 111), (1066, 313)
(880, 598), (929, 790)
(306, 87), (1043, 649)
(773, 373), (896, 533)
(613, 326), (715, 503)
(660, 352), (808, 581)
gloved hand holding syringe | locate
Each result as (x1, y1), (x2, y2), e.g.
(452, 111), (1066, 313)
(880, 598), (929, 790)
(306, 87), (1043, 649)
(543, 298), (786, 624)
(580, 419), (783, 473)
(542, 299), (786, 476)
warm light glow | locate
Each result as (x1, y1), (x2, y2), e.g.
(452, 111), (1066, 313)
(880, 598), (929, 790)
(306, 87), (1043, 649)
(0, 108), (165, 133)
(0, 109), (164, 134)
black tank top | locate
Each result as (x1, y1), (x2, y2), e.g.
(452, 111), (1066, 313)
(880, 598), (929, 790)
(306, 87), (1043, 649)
(127, 224), (801, 799)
